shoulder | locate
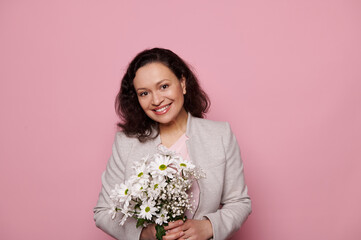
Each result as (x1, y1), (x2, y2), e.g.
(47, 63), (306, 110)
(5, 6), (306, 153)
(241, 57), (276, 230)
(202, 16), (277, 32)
(113, 131), (158, 151)
(113, 131), (140, 149)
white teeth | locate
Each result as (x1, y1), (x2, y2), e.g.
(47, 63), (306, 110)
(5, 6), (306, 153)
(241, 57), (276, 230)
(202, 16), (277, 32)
(155, 104), (170, 112)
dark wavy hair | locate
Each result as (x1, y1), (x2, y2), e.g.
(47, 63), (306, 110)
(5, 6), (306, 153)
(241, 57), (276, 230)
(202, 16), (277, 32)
(115, 48), (210, 142)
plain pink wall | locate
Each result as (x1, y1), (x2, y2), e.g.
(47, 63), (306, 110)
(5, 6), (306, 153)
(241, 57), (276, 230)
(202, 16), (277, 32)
(1, 0), (360, 239)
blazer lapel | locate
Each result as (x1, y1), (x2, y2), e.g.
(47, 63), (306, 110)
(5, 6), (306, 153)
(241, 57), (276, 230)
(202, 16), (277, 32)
(185, 113), (205, 219)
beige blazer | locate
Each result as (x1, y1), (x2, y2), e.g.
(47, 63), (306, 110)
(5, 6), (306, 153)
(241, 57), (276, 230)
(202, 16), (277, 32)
(94, 113), (251, 240)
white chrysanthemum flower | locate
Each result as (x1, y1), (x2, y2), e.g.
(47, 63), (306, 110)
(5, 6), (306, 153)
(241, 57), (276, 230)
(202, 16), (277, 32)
(133, 154), (151, 168)
(176, 158), (195, 172)
(122, 200), (136, 218)
(108, 202), (119, 220)
(155, 208), (169, 225)
(131, 163), (150, 189)
(110, 181), (132, 204)
(157, 145), (176, 156)
(148, 179), (167, 199)
(119, 206), (134, 226)
(138, 200), (157, 220)
(133, 159), (150, 179)
(130, 182), (146, 200)
(149, 154), (177, 181)
(119, 212), (128, 225)
(133, 162), (147, 178)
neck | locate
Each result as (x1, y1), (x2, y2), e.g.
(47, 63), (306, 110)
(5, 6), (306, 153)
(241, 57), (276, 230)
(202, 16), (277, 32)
(159, 108), (188, 136)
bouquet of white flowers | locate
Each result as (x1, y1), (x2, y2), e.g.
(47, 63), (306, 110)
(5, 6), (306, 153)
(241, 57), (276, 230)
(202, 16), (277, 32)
(109, 145), (205, 240)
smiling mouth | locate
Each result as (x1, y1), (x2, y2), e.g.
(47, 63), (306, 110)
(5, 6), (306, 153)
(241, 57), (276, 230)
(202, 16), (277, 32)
(153, 103), (171, 113)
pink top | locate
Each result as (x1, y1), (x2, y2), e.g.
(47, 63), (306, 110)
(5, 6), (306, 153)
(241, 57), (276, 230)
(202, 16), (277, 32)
(162, 133), (200, 219)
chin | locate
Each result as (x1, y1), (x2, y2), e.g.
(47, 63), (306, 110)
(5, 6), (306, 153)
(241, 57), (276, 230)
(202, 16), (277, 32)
(152, 116), (174, 125)
(147, 113), (175, 125)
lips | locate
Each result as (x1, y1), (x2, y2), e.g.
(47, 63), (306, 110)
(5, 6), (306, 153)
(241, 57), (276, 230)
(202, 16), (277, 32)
(153, 103), (172, 115)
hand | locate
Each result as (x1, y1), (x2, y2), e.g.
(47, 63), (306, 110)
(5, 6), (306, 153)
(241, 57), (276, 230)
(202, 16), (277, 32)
(140, 224), (156, 240)
(162, 220), (185, 240)
(166, 219), (213, 240)
(140, 220), (185, 240)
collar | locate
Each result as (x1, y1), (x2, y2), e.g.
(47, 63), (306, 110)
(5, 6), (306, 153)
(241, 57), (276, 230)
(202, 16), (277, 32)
(185, 111), (195, 138)
(153, 111), (195, 144)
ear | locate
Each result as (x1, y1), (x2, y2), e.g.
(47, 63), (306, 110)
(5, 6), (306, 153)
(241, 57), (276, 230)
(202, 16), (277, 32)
(180, 77), (186, 94)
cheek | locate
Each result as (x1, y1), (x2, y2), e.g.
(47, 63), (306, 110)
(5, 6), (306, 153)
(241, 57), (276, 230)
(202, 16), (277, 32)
(137, 98), (149, 110)
(176, 88), (185, 101)
(167, 87), (184, 100)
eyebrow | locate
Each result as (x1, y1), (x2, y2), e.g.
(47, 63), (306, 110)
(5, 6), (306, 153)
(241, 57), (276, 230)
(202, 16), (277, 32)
(135, 79), (170, 91)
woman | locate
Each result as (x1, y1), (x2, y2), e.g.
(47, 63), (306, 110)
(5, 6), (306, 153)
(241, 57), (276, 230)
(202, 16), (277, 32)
(94, 48), (251, 240)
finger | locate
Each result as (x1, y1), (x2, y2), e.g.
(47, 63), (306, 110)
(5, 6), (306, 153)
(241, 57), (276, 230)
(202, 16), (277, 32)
(178, 236), (191, 240)
(182, 228), (193, 240)
(166, 226), (183, 234)
(164, 220), (184, 230)
(162, 230), (184, 240)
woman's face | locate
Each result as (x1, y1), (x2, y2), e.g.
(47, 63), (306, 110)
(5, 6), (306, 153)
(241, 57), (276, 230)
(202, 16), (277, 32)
(133, 62), (186, 125)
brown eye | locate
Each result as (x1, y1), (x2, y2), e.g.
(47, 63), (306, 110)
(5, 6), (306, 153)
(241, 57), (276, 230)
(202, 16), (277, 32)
(139, 91), (148, 97)
(161, 84), (169, 89)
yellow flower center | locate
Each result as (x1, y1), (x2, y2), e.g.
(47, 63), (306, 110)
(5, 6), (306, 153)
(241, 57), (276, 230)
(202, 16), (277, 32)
(159, 164), (167, 171)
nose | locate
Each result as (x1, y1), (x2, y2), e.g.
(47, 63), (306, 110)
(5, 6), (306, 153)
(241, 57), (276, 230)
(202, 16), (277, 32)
(151, 92), (164, 106)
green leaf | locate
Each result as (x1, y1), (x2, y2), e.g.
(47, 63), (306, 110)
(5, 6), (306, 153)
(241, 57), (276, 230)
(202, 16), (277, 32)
(136, 218), (145, 228)
(155, 224), (166, 240)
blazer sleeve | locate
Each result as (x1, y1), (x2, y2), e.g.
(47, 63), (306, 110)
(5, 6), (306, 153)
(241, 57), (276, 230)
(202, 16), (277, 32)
(204, 122), (252, 240)
(93, 132), (142, 240)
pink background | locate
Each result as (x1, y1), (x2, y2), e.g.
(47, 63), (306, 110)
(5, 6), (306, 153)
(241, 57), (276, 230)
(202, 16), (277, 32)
(1, 1), (360, 239)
